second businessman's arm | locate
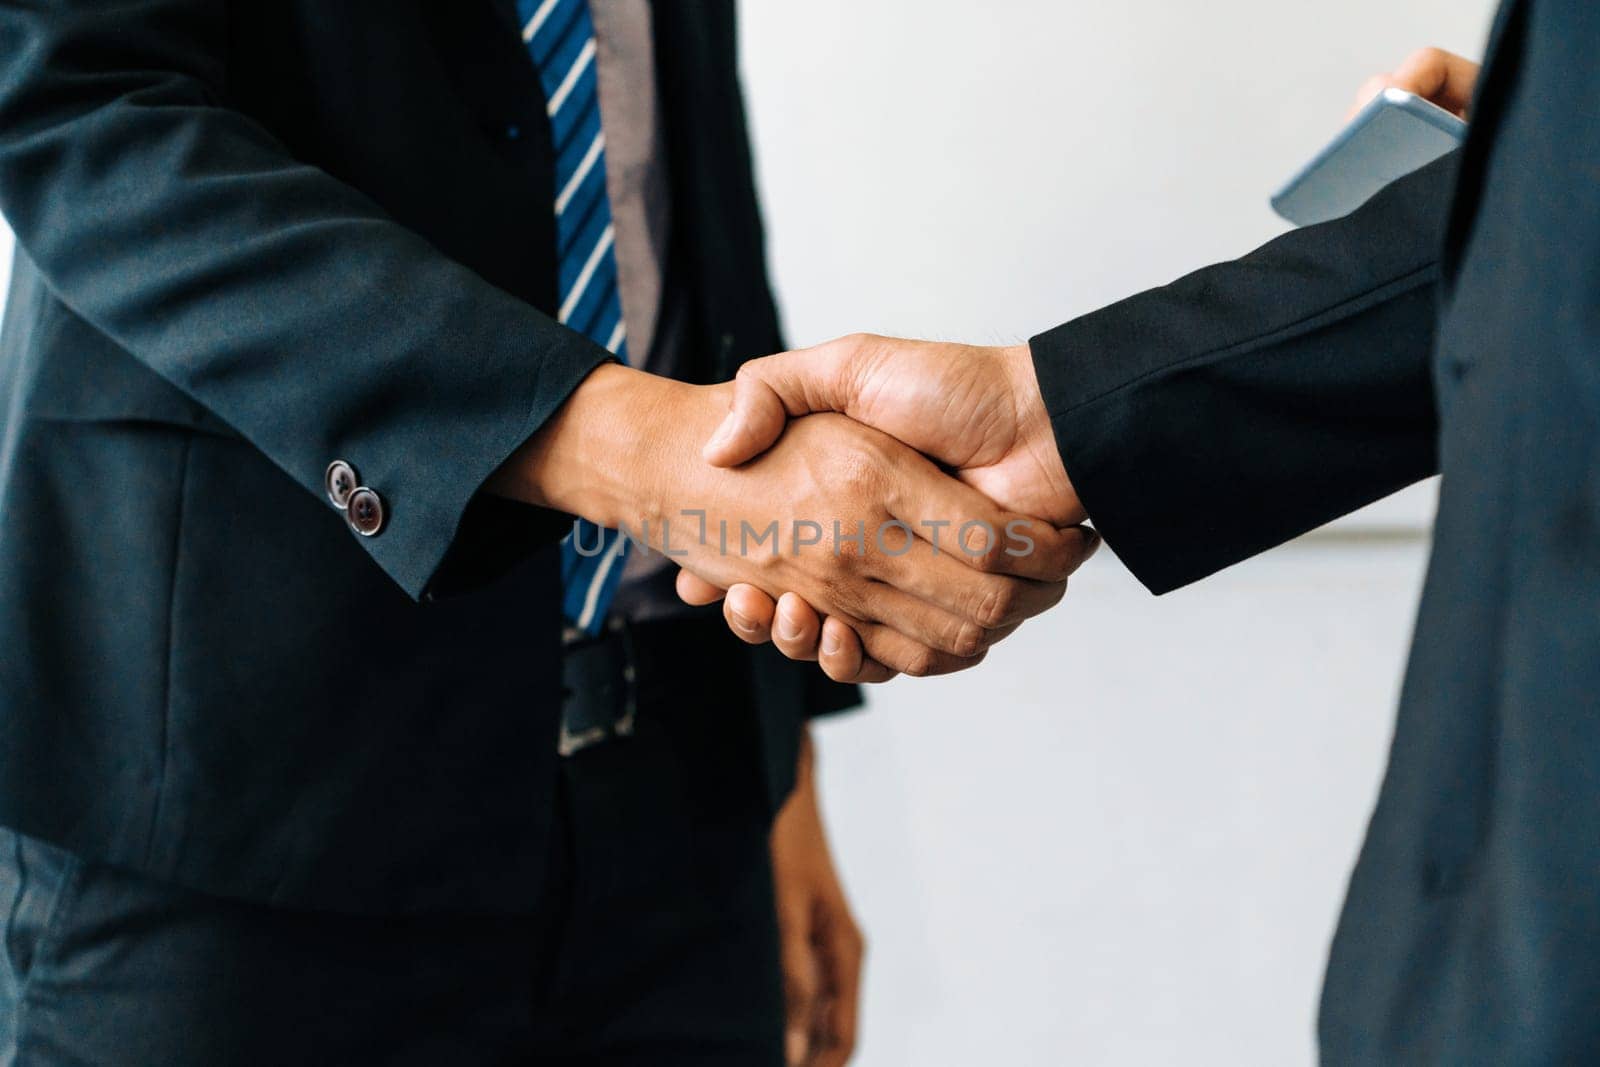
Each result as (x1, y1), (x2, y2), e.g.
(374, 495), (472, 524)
(688, 104), (1464, 681)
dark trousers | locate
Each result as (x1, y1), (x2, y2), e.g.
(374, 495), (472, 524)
(0, 629), (785, 1065)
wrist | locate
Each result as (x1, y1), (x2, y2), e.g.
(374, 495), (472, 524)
(1001, 342), (1083, 525)
(489, 364), (720, 529)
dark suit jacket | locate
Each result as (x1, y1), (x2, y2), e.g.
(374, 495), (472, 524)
(0, 0), (855, 914)
(1032, 0), (1600, 1059)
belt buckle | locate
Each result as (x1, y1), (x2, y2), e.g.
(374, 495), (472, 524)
(558, 616), (638, 757)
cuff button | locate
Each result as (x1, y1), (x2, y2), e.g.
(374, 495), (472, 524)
(346, 487), (386, 537)
(325, 460), (360, 510)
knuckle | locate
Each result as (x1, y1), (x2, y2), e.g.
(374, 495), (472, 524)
(1030, 532), (1073, 581)
(948, 618), (987, 658)
(750, 549), (784, 578)
(962, 525), (1009, 573)
(900, 647), (938, 678)
(840, 331), (886, 357)
(974, 579), (1021, 629)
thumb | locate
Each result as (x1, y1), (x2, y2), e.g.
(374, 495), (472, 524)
(703, 339), (858, 468)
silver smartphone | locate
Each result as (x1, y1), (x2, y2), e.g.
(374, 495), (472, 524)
(1271, 87), (1466, 227)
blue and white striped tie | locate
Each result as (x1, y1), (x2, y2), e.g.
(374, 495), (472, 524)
(519, 0), (631, 635)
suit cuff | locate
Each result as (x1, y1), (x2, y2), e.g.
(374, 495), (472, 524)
(337, 333), (614, 603)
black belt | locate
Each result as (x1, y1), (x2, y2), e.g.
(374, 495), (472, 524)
(563, 614), (748, 755)
(559, 616), (641, 756)
(560, 613), (776, 824)
(559, 614), (735, 757)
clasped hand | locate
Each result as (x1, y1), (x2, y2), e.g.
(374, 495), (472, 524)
(495, 361), (1092, 680)
(673, 334), (1094, 683)
(663, 408), (1090, 677)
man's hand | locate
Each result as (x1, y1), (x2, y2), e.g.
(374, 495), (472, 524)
(1349, 47), (1481, 121)
(705, 335), (1080, 525)
(771, 730), (863, 1067)
(491, 363), (1092, 678)
(676, 334), (1095, 681)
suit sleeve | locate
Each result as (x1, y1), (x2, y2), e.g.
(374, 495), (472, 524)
(1029, 153), (1459, 594)
(0, 0), (611, 601)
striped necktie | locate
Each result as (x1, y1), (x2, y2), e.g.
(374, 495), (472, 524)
(518, 0), (631, 635)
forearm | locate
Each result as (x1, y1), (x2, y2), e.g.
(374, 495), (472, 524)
(1032, 152), (1458, 593)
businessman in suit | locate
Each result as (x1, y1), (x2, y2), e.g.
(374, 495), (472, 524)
(693, 3), (1600, 1059)
(0, 1), (1090, 1063)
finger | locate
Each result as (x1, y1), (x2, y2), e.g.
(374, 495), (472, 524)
(881, 550), (1072, 635)
(794, 530), (1009, 665)
(818, 617), (898, 684)
(676, 569), (728, 606)
(773, 592), (823, 662)
(850, 620), (988, 679)
(852, 574), (1053, 659)
(851, 580), (998, 659)
(813, 914), (866, 1067)
(759, 593), (900, 683)
(779, 903), (819, 1067)
(822, 516), (1094, 655)
(884, 453), (1095, 581)
(724, 584), (778, 645)
(859, 523), (1095, 638)
(1391, 46), (1479, 117)
(703, 337), (862, 468)
(1346, 73), (1395, 120)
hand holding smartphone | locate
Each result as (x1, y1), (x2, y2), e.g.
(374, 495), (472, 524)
(1271, 87), (1466, 227)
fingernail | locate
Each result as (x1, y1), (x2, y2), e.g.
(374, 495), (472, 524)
(777, 610), (802, 642)
(786, 1028), (808, 1066)
(821, 630), (842, 656)
(730, 611), (760, 635)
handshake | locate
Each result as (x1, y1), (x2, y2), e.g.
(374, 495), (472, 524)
(679, 334), (1094, 684)
(497, 333), (1096, 686)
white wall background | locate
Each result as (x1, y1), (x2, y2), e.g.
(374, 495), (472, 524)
(735, 2), (1495, 1065)
(0, 3), (1496, 1063)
